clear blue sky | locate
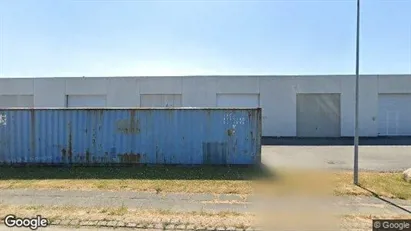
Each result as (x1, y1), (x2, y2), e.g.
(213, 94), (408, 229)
(0, 0), (410, 77)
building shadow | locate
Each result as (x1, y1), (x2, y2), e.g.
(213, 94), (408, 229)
(0, 164), (276, 181)
(262, 136), (411, 146)
(358, 185), (411, 214)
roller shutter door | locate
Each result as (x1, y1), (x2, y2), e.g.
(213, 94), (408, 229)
(296, 93), (341, 137)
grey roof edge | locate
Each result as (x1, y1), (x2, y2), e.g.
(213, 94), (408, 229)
(0, 107), (262, 110)
(1, 74), (411, 79)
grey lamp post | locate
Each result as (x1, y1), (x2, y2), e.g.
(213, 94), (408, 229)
(354, 0), (360, 185)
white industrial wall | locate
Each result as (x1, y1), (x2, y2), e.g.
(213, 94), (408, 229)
(0, 75), (410, 137)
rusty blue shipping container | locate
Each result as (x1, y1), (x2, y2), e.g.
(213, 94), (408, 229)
(0, 108), (261, 165)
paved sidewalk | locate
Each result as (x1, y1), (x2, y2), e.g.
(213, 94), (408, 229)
(0, 189), (250, 213)
(1, 189), (411, 215)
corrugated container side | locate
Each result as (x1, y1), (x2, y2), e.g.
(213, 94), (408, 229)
(0, 108), (261, 165)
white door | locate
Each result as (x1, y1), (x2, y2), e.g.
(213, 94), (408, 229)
(67, 95), (106, 107)
(378, 94), (411, 136)
(216, 94), (259, 107)
(140, 94), (182, 107)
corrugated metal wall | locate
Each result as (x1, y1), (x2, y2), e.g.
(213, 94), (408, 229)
(0, 108), (261, 165)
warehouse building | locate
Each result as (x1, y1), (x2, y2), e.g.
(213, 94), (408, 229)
(0, 74), (410, 137)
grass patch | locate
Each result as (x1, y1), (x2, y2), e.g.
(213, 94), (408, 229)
(107, 203), (128, 216)
(0, 166), (409, 199)
(0, 165), (270, 194)
(334, 171), (411, 199)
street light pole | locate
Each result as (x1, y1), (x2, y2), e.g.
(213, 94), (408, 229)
(354, 0), (360, 185)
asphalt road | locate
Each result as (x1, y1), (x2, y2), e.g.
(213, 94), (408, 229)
(261, 145), (411, 171)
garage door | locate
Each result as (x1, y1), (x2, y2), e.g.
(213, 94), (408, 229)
(67, 95), (106, 107)
(0, 95), (34, 107)
(296, 93), (341, 137)
(140, 94), (182, 107)
(216, 94), (259, 107)
(378, 94), (411, 136)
